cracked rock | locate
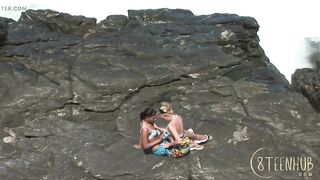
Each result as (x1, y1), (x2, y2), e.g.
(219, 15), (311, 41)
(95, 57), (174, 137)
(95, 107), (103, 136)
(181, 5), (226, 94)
(0, 8), (319, 180)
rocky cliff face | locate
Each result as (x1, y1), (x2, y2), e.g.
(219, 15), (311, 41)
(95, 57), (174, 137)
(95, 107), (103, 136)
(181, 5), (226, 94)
(292, 40), (320, 113)
(0, 9), (319, 180)
(292, 68), (320, 112)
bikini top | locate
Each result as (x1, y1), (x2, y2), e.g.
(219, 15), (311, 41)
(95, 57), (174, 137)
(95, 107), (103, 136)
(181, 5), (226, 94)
(140, 126), (161, 140)
(148, 129), (161, 140)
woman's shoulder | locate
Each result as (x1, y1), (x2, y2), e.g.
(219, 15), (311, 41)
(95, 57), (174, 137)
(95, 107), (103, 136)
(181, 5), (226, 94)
(140, 124), (152, 132)
(173, 114), (182, 120)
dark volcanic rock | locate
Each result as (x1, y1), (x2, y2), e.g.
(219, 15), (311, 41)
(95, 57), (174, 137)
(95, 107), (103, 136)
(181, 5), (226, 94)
(292, 40), (320, 113)
(128, 8), (194, 24)
(19, 9), (96, 37)
(0, 9), (319, 180)
(0, 17), (14, 45)
(292, 68), (320, 112)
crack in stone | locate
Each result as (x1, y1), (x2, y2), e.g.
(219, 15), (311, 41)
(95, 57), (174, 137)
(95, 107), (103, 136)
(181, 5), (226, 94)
(28, 68), (61, 86)
(217, 61), (241, 69)
(5, 38), (60, 46)
(24, 134), (55, 139)
(230, 84), (250, 118)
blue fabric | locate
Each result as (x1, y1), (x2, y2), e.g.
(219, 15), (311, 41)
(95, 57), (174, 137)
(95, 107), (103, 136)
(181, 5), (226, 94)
(153, 145), (172, 156)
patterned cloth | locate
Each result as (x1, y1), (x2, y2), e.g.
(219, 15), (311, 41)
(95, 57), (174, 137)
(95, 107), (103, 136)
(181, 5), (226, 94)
(170, 136), (190, 158)
(163, 129), (191, 158)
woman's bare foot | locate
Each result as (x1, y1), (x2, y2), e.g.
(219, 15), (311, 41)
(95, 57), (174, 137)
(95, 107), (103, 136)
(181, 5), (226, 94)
(133, 144), (141, 149)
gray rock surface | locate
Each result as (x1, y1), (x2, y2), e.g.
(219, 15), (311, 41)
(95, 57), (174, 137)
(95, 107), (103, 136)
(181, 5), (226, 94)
(292, 39), (320, 113)
(0, 9), (319, 179)
(292, 68), (320, 112)
(0, 17), (13, 45)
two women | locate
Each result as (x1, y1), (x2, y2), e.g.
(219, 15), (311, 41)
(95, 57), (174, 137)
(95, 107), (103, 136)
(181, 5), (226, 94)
(137, 107), (173, 156)
(157, 102), (210, 151)
(135, 102), (211, 157)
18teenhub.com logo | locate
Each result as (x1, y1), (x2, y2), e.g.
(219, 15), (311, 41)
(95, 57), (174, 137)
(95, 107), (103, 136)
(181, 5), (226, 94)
(250, 148), (314, 178)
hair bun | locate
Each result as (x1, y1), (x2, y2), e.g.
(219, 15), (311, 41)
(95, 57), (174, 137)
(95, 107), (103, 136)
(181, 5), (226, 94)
(159, 102), (172, 114)
(159, 106), (168, 113)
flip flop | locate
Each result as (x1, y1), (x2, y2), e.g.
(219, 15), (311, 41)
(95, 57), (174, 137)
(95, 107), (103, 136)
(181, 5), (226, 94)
(194, 135), (212, 144)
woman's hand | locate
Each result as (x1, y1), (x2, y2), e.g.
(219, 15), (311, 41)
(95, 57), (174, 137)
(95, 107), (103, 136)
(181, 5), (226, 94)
(133, 144), (141, 149)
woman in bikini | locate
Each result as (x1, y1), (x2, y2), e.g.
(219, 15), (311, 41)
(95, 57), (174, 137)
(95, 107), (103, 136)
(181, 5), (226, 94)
(134, 105), (211, 157)
(157, 102), (211, 150)
(135, 107), (172, 156)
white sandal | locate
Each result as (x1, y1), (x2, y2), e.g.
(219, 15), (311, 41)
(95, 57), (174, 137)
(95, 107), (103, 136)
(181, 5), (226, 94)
(194, 135), (212, 144)
(190, 145), (204, 151)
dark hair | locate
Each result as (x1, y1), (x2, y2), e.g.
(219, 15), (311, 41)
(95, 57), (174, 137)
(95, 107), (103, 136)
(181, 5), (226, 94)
(140, 107), (157, 121)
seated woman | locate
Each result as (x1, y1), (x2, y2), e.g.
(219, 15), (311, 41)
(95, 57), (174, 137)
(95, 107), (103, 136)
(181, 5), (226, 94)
(135, 107), (172, 156)
(157, 102), (211, 151)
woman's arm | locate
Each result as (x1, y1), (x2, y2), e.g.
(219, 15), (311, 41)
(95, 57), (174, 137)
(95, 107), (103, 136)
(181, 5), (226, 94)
(140, 128), (162, 150)
(166, 124), (182, 146)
